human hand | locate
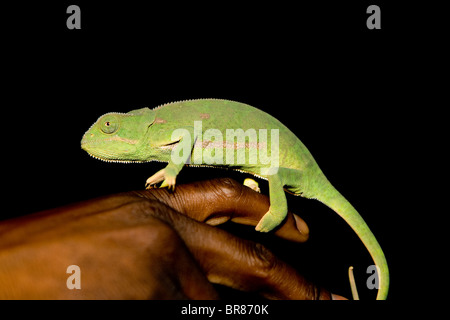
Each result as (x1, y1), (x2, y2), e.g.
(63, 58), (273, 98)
(0, 178), (345, 299)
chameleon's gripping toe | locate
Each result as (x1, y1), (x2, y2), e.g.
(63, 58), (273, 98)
(146, 167), (177, 191)
(145, 168), (166, 189)
(255, 210), (285, 233)
(243, 178), (261, 193)
(159, 176), (176, 191)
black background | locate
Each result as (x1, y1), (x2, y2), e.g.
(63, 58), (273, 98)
(2, 0), (425, 310)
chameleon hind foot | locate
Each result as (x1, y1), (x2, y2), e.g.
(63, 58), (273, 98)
(255, 172), (288, 232)
(255, 209), (286, 233)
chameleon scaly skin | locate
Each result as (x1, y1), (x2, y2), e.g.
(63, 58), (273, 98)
(81, 99), (389, 299)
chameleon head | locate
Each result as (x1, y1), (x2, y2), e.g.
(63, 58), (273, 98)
(81, 108), (154, 163)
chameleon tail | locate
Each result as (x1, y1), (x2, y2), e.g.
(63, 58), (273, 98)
(310, 174), (389, 300)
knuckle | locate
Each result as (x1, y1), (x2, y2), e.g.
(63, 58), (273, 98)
(214, 178), (243, 200)
(116, 219), (183, 262)
(109, 217), (176, 246)
(126, 199), (176, 225)
(305, 284), (322, 300)
(142, 221), (178, 244)
(301, 281), (329, 300)
(248, 242), (277, 279)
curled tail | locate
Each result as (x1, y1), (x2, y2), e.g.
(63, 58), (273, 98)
(310, 174), (389, 300)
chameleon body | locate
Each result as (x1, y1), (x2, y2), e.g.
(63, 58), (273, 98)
(81, 99), (389, 299)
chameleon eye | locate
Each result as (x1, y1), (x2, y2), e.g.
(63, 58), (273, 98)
(100, 115), (119, 134)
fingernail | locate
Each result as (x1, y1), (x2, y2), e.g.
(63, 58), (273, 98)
(331, 293), (348, 300)
(293, 214), (309, 236)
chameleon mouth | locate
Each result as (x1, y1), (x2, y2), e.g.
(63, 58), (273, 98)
(85, 152), (149, 164)
(81, 139), (145, 164)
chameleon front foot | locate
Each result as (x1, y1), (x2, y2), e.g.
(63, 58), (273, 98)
(243, 178), (261, 193)
(145, 169), (165, 188)
(145, 168), (177, 191)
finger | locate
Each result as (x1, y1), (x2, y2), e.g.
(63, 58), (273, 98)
(132, 178), (309, 243)
(0, 194), (139, 245)
(138, 199), (330, 300)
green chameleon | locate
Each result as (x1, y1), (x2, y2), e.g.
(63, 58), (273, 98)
(81, 98), (389, 300)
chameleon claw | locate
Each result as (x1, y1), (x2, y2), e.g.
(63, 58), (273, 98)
(145, 181), (156, 189)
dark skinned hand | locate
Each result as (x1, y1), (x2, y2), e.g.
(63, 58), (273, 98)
(0, 178), (346, 300)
